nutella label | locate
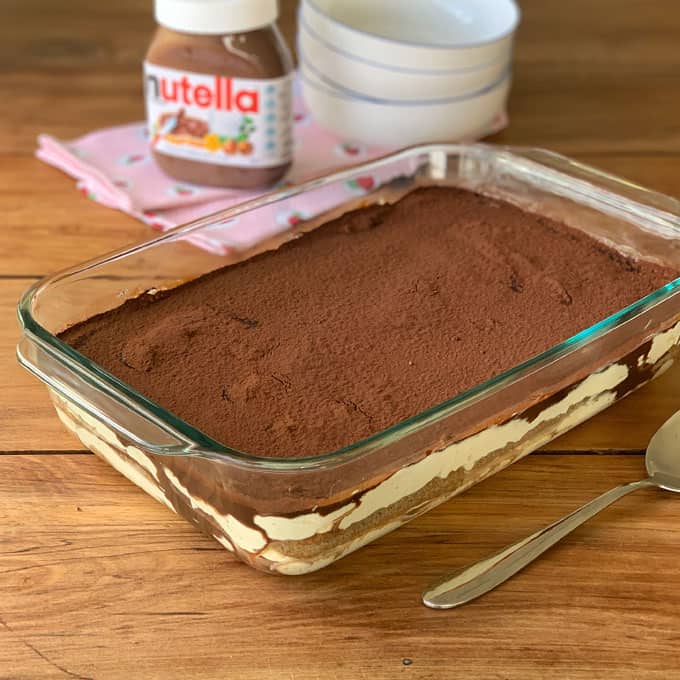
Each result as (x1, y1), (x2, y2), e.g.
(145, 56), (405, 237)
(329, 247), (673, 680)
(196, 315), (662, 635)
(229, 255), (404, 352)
(144, 62), (293, 168)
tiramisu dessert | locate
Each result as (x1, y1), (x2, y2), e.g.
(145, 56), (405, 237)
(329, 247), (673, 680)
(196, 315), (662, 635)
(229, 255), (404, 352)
(55, 186), (680, 573)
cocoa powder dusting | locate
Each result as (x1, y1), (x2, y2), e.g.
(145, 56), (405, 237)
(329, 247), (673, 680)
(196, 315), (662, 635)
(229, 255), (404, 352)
(60, 187), (679, 457)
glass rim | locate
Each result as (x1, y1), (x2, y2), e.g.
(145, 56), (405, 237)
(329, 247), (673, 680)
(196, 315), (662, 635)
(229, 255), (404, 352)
(16, 144), (680, 471)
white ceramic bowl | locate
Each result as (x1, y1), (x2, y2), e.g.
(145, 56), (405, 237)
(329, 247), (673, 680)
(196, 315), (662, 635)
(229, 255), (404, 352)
(299, 60), (510, 146)
(297, 18), (510, 102)
(301, 0), (520, 72)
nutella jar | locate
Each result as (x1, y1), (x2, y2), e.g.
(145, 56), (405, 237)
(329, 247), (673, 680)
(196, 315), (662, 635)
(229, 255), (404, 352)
(144, 0), (294, 189)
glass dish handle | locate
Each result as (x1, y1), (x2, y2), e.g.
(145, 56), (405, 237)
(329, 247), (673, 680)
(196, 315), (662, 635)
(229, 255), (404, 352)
(17, 333), (199, 457)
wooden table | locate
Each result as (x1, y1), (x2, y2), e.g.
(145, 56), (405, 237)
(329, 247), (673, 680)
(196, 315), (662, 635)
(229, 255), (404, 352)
(2, 1), (679, 678)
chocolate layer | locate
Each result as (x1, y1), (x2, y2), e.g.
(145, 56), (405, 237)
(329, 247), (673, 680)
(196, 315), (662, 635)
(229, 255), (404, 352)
(60, 187), (679, 457)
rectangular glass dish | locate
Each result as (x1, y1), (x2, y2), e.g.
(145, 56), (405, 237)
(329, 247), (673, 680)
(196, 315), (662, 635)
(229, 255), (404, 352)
(17, 145), (680, 575)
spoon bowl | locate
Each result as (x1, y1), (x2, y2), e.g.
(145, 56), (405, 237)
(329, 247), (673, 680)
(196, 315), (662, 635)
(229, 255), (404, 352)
(646, 409), (680, 492)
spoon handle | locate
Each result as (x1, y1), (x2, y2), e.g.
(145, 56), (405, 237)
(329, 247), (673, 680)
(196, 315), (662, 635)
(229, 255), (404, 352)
(423, 477), (655, 609)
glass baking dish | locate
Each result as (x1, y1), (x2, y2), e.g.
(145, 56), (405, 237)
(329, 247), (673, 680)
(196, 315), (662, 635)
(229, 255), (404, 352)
(17, 145), (680, 575)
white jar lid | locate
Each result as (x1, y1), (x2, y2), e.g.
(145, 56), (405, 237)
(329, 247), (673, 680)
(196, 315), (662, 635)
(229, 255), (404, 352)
(156, 0), (279, 35)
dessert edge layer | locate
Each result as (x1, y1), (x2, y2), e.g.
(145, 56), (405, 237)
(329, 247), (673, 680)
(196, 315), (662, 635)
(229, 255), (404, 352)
(48, 320), (680, 574)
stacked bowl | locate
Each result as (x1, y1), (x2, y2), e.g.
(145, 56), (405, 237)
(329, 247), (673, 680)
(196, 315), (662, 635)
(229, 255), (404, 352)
(298, 0), (520, 146)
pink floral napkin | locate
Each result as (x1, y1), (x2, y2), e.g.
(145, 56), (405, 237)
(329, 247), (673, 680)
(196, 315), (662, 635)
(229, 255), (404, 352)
(36, 80), (507, 254)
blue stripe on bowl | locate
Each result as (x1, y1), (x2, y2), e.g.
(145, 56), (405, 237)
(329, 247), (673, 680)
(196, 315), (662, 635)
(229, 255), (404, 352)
(298, 10), (513, 76)
(298, 49), (511, 107)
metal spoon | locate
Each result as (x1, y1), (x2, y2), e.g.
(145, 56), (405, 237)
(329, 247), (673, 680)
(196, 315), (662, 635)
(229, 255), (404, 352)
(422, 408), (680, 609)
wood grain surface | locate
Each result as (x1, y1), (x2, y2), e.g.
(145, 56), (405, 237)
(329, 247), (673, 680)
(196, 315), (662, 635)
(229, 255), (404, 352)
(2, 453), (680, 680)
(2, 0), (680, 678)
